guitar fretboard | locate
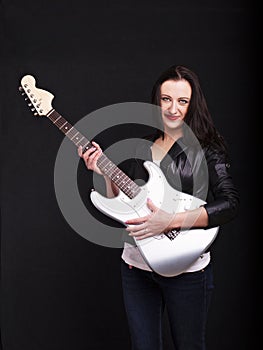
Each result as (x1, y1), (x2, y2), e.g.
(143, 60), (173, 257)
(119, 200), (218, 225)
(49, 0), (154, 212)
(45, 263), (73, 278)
(47, 109), (141, 199)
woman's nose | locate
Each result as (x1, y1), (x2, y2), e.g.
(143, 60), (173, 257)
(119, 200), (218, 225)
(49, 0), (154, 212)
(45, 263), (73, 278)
(168, 100), (177, 114)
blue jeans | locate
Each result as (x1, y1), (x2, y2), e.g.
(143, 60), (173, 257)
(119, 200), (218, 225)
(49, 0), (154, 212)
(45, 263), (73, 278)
(121, 260), (214, 350)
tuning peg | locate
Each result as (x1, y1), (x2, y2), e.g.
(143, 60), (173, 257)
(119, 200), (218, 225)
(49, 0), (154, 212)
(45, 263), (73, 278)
(31, 108), (35, 111)
(33, 112), (38, 116)
(28, 103), (32, 106)
(19, 86), (25, 95)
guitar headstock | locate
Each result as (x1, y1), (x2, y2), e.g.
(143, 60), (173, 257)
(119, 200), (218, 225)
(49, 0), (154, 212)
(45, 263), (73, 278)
(19, 75), (54, 116)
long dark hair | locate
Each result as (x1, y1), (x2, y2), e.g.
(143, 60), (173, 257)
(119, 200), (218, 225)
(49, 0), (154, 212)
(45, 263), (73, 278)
(151, 65), (227, 153)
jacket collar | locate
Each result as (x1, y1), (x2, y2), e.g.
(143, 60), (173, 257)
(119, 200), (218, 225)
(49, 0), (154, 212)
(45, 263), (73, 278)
(139, 133), (189, 167)
(160, 137), (188, 168)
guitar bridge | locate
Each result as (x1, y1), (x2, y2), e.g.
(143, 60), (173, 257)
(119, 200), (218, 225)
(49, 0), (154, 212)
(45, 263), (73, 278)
(164, 229), (180, 241)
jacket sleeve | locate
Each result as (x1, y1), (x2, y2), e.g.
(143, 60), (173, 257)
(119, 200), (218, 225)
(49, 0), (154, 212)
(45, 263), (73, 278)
(203, 148), (240, 228)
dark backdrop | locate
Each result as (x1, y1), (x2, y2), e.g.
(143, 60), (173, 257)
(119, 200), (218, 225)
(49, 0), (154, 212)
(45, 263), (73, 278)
(1, 1), (258, 349)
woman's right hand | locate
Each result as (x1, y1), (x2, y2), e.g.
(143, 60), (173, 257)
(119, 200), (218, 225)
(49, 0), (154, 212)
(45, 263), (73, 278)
(78, 141), (103, 175)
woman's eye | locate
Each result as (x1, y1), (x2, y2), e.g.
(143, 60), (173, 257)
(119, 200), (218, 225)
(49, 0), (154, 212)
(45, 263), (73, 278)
(179, 99), (188, 105)
(161, 97), (170, 102)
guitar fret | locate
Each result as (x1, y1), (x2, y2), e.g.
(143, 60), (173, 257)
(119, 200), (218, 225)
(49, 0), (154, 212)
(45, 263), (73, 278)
(59, 121), (67, 129)
(56, 119), (66, 128)
(60, 123), (73, 134)
(53, 115), (62, 123)
(72, 133), (82, 144)
(127, 181), (136, 191)
(115, 174), (127, 186)
(75, 136), (84, 145)
(81, 141), (89, 148)
(65, 126), (73, 133)
(116, 177), (127, 187)
(81, 141), (92, 151)
(113, 171), (125, 185)
(69, 131), (79, 140)
(66, 129), (77, 139)
(63, 124), (71, 132)
(97, 156), (109, 167)
(102, 162), (115, 174)
(110, 169), (120, 181)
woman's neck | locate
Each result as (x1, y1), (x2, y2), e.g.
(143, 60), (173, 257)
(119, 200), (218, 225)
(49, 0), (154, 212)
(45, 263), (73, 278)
(152, 131), (182, 161)
(163, 127), (183, 144)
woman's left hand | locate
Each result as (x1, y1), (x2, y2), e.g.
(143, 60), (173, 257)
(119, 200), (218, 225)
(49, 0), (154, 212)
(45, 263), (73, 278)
(125, 198), (176, 240)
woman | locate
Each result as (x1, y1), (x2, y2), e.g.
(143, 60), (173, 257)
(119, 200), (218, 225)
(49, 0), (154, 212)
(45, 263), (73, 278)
(78, 65), (239, 350)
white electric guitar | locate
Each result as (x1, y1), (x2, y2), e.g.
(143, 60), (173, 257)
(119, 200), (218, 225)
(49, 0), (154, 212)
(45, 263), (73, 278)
(19, 75), (219, 277)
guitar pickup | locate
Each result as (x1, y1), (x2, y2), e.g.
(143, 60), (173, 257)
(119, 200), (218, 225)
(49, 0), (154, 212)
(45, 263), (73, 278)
(164, 229), (180, 240)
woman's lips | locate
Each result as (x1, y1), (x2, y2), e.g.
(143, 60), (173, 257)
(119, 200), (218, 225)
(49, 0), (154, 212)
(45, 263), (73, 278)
(164, 114), (180, 120)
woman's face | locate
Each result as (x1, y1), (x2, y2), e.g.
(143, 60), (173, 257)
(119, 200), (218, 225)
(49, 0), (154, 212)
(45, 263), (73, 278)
(160, 79), (192, 132)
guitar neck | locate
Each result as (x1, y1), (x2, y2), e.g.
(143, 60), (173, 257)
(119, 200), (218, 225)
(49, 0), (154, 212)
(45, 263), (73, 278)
(47, 109), (141, 199)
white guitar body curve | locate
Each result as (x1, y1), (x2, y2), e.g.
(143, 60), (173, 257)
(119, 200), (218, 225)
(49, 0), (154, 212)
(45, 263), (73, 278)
(90, 161), (219, 277)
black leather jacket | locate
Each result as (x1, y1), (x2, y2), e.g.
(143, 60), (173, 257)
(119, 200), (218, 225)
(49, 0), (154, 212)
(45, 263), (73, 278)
(124, 135), (240, 228)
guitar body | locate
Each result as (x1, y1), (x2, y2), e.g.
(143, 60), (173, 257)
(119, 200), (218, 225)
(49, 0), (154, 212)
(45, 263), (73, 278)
(90, 161), (219, 277)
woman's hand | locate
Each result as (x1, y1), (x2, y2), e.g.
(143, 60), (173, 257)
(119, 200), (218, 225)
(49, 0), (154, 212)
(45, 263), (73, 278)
(125, 199), (208, 240)
(78, 141), (103, 175)
(125, 198), (177, 240)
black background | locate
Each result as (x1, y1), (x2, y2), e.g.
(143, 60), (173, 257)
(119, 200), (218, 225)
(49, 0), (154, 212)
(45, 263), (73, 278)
(0, 1), (259, 349)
